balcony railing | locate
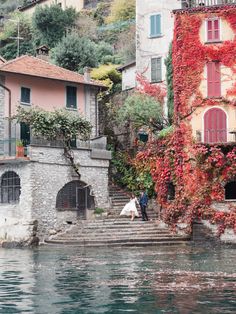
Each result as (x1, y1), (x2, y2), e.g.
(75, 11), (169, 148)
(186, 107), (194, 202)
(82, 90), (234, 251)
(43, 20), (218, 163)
(196, 129), (236, 143)
(0, 136), (108, 158)
(181, 0), (236, 8)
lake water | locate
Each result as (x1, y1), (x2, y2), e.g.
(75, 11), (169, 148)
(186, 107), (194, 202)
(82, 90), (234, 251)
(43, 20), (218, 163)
(0, 243), (236, 314)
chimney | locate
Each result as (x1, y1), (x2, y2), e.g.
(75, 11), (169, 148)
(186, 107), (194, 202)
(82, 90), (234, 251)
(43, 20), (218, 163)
(84, 67), (92, 82)
(36, 45), (50, 61)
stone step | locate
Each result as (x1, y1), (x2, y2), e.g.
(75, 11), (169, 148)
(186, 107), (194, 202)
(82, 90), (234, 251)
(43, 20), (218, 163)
(46, 239), (191, 247)
(59, 230), (172, 238)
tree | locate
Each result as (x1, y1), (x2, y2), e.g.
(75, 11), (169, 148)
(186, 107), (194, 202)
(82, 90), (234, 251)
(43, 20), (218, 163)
(165, 43), (174, 124)
(51, 33), (98, 72)
(13, 107), (92, 177)
(91, 64), (121, 91)
(106, 0), (135, 24)
(0, 12), (34, 60)
(117, 93), (169, 133)
(32, 4), (77, 48)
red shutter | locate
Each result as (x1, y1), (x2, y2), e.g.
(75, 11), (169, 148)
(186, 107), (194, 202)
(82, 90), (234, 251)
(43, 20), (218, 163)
(207, 20), (213, 41)
(214, 19), (220, 41)
(207, 62), (221, 98)
(204, 108), (226, 143)
(207, 18), (220, 42)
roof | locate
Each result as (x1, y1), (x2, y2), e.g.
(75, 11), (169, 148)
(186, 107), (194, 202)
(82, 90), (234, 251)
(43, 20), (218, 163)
(18, 0), (48, 12)
(117, 61), (136, 72)
(0, 55), (105, 88)
(0, 56), (6, 64)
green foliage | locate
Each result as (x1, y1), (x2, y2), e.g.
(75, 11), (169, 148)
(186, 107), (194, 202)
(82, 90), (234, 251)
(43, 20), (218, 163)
(158, 126), (174, 139)
(32, 5), (77, 48)
(13, 107), (92, 143)
(94, 207), (104, 214)
(106, 0), (135, 24)
(111, 150), (155, 197)
(96, 41), (114, 64)
(0, 0), (23, 14)
(51, 34), (98, 72)
(91, 64), (121, 91)
(117, 93), (167, 132)
(165, 43), (174, 125)
(0, 13), (34, 60)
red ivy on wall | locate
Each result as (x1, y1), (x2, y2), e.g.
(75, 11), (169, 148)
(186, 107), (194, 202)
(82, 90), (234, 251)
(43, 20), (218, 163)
(132, 5), (236, 235)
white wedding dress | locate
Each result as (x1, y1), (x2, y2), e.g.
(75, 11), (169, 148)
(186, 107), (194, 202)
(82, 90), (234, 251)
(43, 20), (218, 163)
(120, 198), (139, 217)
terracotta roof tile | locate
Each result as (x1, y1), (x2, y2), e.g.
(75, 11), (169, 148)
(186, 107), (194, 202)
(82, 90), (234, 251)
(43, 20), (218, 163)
(0, 55), (104, 88)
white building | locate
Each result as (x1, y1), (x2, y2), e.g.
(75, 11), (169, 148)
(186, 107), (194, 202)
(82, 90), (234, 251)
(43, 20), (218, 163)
(118, 61), (136, 91)
(136, 0), (182, 84)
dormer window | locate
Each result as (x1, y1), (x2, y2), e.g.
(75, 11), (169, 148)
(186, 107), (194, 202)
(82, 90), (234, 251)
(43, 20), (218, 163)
(206, 18), (220, 42)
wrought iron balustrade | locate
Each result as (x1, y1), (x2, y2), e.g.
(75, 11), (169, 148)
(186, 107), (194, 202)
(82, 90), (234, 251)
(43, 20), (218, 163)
(181, 0), (236, 8)
(196, 129), (236, 143)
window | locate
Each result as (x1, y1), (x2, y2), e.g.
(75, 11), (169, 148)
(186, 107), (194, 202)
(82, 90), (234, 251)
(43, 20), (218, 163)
(150, 14), (161, 37)
(151, 58), (162, 82)
(225, 181), (236, 200)
(21, 87), (31, 104)
(204, 108), (227, 143)
(207, 62), (221, 98)
(1, 171), (21, 204)
(66, 86), (77, 109)
(206, 18), (220, 42)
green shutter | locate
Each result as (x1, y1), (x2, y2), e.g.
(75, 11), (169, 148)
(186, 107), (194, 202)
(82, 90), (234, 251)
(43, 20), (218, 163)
(66, 86), (77, 109)
(20, 122), (30, 146)
(151, 58), (162, 82)
(150, 14), (161, 37)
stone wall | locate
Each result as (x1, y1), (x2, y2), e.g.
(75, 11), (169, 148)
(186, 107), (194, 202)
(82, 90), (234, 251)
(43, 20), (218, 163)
(0, 145), (111, 244)
(0, 77), (5, 155)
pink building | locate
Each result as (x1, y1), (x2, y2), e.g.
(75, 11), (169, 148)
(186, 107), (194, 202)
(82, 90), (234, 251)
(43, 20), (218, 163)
(0, 55), (104, 154)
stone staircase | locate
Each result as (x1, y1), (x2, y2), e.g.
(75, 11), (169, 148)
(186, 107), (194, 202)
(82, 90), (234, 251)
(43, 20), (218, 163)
(45, 185), (191, 247)
(46, 218), (191, 247)
(108, 184), (158, 220)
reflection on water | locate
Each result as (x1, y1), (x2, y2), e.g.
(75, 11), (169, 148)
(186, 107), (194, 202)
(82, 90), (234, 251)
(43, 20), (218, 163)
(0, 244), (236, 314)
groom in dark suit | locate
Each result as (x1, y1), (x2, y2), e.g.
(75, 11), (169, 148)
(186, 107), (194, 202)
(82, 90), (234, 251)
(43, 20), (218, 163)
(139, 191), (149, 221)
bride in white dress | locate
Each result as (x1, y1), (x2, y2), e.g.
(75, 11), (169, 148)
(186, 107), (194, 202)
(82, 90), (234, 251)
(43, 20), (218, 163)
(120, 194), (139, 221)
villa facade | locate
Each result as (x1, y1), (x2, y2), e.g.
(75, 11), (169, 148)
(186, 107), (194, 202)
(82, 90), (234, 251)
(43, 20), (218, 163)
(0, 55), (111, 245)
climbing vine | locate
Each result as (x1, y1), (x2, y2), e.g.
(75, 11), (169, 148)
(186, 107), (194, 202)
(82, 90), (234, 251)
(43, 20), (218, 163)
(132, 5), (236, 235)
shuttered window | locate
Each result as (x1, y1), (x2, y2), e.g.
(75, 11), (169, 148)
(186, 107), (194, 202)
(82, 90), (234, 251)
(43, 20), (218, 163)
(21, 87), (31, 104)
(151, 58), (162, 82)
(150, 14), (161, 37)
(207, 18), (220, 42)
(66, 86), (77, 109)
(204, 108), (227, 143)
(207, 62), (221, 98)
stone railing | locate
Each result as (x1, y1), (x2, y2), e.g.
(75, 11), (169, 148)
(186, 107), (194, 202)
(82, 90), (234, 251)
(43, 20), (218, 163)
(181, 0), (236, 8)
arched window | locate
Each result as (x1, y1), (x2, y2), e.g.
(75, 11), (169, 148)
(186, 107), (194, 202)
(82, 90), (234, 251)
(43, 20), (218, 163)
(204, 108), (227, 143)
(56, 181), (94, 218)
(225, 181), (236, 200)
(1, 171), (21, 203)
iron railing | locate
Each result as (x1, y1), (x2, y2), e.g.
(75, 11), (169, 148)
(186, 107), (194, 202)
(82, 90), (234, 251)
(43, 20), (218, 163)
(181, 0), (236, 8)
(196, 129), (236, 143)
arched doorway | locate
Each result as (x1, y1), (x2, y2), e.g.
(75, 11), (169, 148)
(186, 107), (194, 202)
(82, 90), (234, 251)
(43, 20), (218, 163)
(56, 180), (95, 219)
(225, 181), (236, 200)
(204, 108), (227, 143)
(1, 171), (21, 204)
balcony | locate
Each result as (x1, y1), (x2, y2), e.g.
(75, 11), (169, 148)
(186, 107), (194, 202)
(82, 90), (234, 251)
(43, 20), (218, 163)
(196, 129), (236, 143)
(0, 136), (108, 159)
(181, 0), (236, 9)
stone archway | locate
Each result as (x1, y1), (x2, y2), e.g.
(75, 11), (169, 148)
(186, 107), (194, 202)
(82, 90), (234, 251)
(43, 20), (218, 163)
(56, 180), (95, 219)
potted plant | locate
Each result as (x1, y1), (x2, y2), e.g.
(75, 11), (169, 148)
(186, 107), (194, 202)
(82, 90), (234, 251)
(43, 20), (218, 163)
(16, 140), (24, 157)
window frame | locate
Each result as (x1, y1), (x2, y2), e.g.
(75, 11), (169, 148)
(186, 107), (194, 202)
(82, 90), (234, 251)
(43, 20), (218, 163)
(0, 171), (21, 204)
(149, 13), (162, 38)
(66, 85), (77, 110)
(205, 18), (221, 43)
(151, 57), (162, 83)
(20, 86), (31, 105)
